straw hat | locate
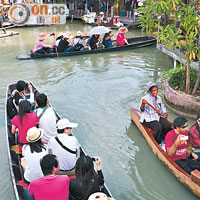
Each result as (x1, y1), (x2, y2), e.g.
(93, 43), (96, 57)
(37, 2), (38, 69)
(37, 32), (49, 40)
(76, 31), (83, 37)
(63, 32), (73, 39)
(57, 118), (78, 129)
(99, 11), (104, 15)
(118, 27), (128, 33)
(26, 127), (44, 142)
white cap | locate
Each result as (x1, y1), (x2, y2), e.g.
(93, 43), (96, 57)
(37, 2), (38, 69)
(57, 118), (78, 129)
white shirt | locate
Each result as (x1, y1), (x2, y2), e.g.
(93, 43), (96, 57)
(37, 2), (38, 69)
(139, 93), (167, 123)
(36, 107), (57, 143)
(22, 145), (47, 182)
(47, 134), (80, 170)
(73, 38), (80, 45)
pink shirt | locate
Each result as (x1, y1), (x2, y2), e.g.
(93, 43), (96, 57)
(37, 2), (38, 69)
(116, 33), (127, 46)
(28, 175), (70, 200)
(33, 39), (52, 53)
(165, 129), (188, 161)
(11, 113), (39, 144)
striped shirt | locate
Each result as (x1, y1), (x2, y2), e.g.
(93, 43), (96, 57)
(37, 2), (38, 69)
(139, 94), (167, 123)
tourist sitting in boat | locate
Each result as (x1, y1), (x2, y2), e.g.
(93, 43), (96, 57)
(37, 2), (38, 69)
(69, 155), (105, 200)
(32, 32), (56, 54)
(21, 127), (47, 184)
(139, 82), (171, 144)
(165, 117), (200, 174)
(11, 100), (39, 152)
(189, 113), (200, 148)
(55, 32), (64, 47)
(35, 93), (57, 144)
(48, 118), (80, 176)
(58, 32), (75, 53)
(11, 80), (34, 112)
(24, 154), (70, 200)
(116, 27), (129, 46)
(97, 12), (104, 25)
(102, 29), (115, 48)
(73, 31), (82, 45)
(89, 34), (101, 50)
(74, 33), (91, 51)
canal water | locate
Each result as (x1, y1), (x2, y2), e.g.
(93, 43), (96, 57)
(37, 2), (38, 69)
(0, 21), (198, 200)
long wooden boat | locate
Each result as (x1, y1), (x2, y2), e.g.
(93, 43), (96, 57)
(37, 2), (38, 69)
(16, 36), (156, 60)
(5, 82), (112, 200)
(130, 108), (200, 197)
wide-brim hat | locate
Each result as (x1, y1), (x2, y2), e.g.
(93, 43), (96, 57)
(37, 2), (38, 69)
(38, 32), (49, 40)
(76, 31), (83, 37)
(147, 81), (161, 92)
(81, 33), (90, 38)
(26, 127), (44, 142)
(56, 32), (64, 39)
(63, 32), (73, 39)
(99, 11), (104, 15)
(57, 118), (78, 129)
(118, 27), (128, 33)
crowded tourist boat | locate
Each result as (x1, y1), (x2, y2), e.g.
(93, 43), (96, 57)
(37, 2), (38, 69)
(6, 81), (112, 200)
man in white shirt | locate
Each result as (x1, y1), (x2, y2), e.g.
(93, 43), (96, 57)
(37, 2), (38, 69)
(35, 93), (57, 143)
(47, 118), (80, 176)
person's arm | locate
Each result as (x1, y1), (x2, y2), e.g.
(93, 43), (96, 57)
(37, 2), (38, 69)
(167, 136), (180, 157)
(11, 124), (17, 134)
(27, 82), (34, 104)
(95, 157), (104, 185)
(140, 98), (147, 112)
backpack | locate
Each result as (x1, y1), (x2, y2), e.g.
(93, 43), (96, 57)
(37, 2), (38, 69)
(74, 42), (84, 51)
(7, 96), (17, 119)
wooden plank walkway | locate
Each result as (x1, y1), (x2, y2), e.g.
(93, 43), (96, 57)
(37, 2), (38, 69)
(0, 31), (19, 38)
(157, 43), (200, 69)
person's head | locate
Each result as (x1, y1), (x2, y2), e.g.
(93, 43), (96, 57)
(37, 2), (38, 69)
(94, 34), (100, 38)
(17, 80), (27, 92)
(147, 82), (161, 97)
(196, 113), (200, 127)
(40, 154), (59, 176)
(36, 93), (48, 108)
(75, 155), (97, 185)
(57, 118), (78, 134)
(173, 117), (188, 134)
(26, 127), (44, 153)
(81, 33), (89, 40)
(99, 11), (104, 16)
(56, 32), (64, 41)
(37, 32), (49, 41)
(76, 31), (82, 38)
(63, 32), (72, 41)
(118, 27), (128, 34)
(19, 100), (31, 125)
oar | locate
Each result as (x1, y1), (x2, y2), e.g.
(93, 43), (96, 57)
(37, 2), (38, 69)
(145, 100), (166, 118)
(145, 100), (173, 127)
(53, 35), (59, 58)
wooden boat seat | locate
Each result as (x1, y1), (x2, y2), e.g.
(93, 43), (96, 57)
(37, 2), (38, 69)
(12, 164), (22, 181)
(191, 170), (200, 186)
(10, 149), (19, 165)
(11, 145), (21, 154)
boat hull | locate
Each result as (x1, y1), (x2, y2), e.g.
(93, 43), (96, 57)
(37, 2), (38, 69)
(16, 36), (156, 60)
(130, 107), (200, 197)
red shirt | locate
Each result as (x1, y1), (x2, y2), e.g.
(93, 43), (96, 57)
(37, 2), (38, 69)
(116, 33), (127, 46)
(28, 175), (69, 200)
(190, 125), (200, 147)
(11, 112), (39, 144)
(165, 129), (188, 161)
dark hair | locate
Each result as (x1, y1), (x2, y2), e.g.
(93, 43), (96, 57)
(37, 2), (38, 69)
(149, 86), (158, 93)
(57, 129), (64, 134)
(18, 100), (31, 125)
(173, 117), (188, 129)
(75, 155), (97, 186)
(29, 139), (46, 154)
(17, 80), (27, 92)
(13, 92), (23, 106)
(36, 93), (47, 108)
(196, 113), (200, 121)
(40, 154), (58, 176)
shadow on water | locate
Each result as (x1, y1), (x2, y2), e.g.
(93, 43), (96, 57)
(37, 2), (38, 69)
(125, 121), (199, 200)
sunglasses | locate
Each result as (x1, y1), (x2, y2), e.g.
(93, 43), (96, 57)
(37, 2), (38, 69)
(181, 125), (188, 129)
